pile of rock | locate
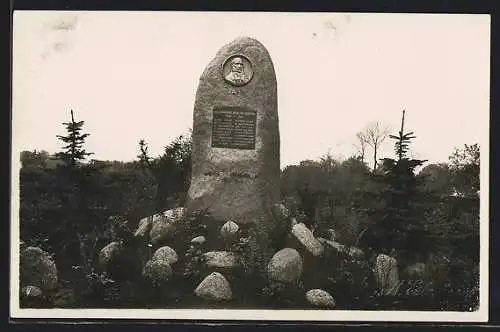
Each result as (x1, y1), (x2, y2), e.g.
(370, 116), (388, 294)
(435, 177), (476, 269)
(97, 205), (350, 307)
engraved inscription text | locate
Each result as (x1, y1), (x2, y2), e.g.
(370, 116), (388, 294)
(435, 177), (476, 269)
(211, 107), (257, 150)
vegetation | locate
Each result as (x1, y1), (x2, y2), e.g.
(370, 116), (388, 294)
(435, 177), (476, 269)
(18, 109), (480, 311)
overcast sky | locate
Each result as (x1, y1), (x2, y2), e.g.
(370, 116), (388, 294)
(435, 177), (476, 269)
(12, 11), (490, 168)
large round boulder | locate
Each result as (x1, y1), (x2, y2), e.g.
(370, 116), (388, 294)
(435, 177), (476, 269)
(266, 248), (303, 284)
(152, 246), (178, 265)
(305, 289), (336, 308)
(194, 272), (232, 301)
(20, 247), (58, 291)
(142, 259), (173, 287)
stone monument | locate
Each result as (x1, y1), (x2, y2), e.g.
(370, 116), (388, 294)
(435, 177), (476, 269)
(185, 37), (280, 225)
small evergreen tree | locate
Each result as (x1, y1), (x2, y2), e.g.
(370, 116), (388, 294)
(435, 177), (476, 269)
(361, 110), (433, 267)
(56, 109), (93, 167)
(54, 109), (96, 274)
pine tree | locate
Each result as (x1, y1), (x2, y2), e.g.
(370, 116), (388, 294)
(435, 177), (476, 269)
(56, 109), (93, 168)
(361, 110), (433, 266)
(54, 109), (95, 272)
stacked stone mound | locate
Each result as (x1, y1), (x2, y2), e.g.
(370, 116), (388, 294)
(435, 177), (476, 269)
(96, 203), (406, 308)
(122, 206), (329, 305)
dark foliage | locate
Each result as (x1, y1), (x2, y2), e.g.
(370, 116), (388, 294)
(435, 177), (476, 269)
(359, 111), (433, 267)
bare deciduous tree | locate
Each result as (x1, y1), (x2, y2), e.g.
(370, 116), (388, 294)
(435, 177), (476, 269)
(364, 121), (390, 172)
(354, 131), (368, 163)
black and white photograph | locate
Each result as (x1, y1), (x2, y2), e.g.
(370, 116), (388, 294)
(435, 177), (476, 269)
(11, 11), (490, 322)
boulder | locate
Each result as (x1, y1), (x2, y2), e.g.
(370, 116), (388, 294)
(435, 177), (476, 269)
(267, 248), (303, 284)
(152, 246), (178, 265)
(98, 241), (125, 272)
(374, 254), (400, 296)
(142, 259), (173, 286)
(149, 207), (185, 246)
(20, 247), (58, 291)
(203, 251), (240, 269)
(291, 223), (324, 257)
(220, 221), (239, 240)
(305, 289), (336, 308)
(191, 235), (206, 245)
(194, 272), (232, 301)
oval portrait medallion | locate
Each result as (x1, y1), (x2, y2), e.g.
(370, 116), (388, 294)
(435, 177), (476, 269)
(222, 55), (253, 87)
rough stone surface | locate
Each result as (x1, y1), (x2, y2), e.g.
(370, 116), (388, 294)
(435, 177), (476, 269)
(291, 223), (324, 257)
(20, 247), (58, 291)
(267, 248), (303, 284)
(317, 237), (364, 259)
(203, 251), (240, 269)
(152, 246), (178, 265)
(142, 259), (173, 286)
(374, 254), (400, 296)
(185, 37), (280, 225)
(149, 207), (185, 246)
(191, 235), (206, 245)
(305, 289), (336, 308)
(220, 221), (240, 240)
(194, 272), (232, 301)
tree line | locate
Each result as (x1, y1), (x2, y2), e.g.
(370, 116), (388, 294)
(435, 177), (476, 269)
(19, 109), (480, 310)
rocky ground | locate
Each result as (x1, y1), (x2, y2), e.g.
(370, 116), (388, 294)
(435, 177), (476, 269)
(19, 205), (435, 310)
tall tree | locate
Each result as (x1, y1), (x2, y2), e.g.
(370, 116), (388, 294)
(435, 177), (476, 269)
(360, 110), (433, 266)
(55, 109), (93, 167)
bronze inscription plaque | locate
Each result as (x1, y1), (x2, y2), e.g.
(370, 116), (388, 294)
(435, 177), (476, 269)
(211, 106), (257, 150)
